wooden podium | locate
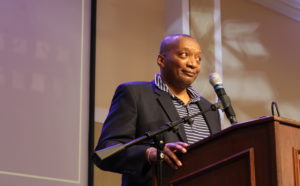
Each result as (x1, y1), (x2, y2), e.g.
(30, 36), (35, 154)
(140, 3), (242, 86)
(160, 116), (300, 186)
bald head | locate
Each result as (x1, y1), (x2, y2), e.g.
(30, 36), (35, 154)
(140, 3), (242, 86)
(156, 34), (202, 91)
(159, 34), (194, 54)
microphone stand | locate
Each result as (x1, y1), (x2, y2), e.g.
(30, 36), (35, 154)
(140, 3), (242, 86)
(95, 103), (221, 186)
(154, 134), (165, 186)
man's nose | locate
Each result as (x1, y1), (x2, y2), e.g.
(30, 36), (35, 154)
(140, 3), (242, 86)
(187, 56), (199, 68)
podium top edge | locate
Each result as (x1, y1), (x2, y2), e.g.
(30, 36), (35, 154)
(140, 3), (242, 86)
(237, 115), (300, 128)
(190, 116), (300, 149)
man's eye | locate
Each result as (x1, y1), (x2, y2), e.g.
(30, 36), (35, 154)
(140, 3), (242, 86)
(179, 52), (188, 57)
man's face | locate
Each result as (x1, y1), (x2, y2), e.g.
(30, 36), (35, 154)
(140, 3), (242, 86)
(158, 37), (202, 88)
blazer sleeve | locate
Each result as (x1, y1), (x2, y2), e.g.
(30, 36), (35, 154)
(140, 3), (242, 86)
(94, 83), (151, 176)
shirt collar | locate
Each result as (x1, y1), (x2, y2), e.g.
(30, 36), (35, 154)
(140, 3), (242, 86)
(154, 74), (201, 101)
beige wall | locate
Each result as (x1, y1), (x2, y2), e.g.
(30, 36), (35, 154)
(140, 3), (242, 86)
(95, 0), (165, 110)
(221, 0), (300, 122)
(190, 0), (217, 104)
(190, 0), (300, 124)
(94, 0), (165, 185)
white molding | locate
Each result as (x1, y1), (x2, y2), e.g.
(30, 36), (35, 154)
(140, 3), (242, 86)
(251, 0), (300, 22)
(181, 0), (190, 34)
(213, 0), (229, 129)
(165, 0), (190, 35)
(214, 0), (223, 78)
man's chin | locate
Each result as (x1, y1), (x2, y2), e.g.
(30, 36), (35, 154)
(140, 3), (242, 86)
(182, 77), (196, 86)
(181, 80), (195, 88)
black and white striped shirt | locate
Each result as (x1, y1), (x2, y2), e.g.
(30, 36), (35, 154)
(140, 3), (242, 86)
(154, 74), (211, 144)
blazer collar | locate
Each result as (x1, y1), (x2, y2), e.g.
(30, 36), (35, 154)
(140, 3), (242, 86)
(151, 81), (188, 142)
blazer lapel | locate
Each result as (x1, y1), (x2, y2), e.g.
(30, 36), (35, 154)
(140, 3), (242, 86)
(196, 100), (219, 135)
(152, 82), (188, 142)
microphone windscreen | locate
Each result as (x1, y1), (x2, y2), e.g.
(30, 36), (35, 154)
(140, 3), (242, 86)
(209, 72), (223, 86)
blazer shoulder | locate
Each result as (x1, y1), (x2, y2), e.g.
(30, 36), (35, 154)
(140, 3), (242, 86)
(119, 81), (152, 87)
(116, 81), (154, 93)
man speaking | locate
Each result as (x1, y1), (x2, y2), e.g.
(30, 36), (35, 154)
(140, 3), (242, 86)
(94, 34), (221, 186)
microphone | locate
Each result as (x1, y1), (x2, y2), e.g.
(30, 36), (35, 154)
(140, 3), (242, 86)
(209, 73), (238, 124)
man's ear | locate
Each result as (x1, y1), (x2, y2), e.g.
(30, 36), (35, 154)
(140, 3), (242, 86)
(157, 54), (165, 68)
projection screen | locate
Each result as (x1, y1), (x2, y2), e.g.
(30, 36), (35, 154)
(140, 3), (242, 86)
(0, 0), (93, 185)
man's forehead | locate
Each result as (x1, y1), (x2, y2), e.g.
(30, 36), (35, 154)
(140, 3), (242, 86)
(160, 35), (201, 53)
(180, 46), (202, 54)
(171, 37), (201, 52)
(168, 35), (194, 45)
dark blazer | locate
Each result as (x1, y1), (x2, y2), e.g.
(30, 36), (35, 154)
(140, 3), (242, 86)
(94, 81), (221, 186)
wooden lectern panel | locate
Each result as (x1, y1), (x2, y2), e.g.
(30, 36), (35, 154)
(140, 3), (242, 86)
(159, 116), (300, 186)
(273, 118), (300, 186)
(293, 148), (300, 186)
(170, 148), (256, 186)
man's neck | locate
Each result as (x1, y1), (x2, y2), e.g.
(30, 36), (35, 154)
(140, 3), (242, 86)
(168, 85), (190, 105)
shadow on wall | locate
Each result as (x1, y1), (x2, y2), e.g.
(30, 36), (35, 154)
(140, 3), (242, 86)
(190, 0), (300, 124)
